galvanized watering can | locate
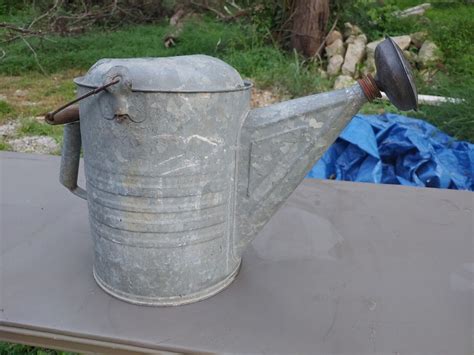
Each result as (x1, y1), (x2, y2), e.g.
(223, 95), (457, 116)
(47, 37), (417, 306)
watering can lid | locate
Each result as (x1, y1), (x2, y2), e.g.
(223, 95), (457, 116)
(74, 55), (247, 93)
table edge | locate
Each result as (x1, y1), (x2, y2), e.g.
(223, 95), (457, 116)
(0, 322), (209, 355)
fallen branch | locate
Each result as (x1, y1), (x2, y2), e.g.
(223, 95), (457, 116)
(163, 8), (189, 48)
(27, 0), (62, 29)
(190, 0), (259, 22)
(0, 22), (53, 53)
(0, 23), (45, 36)
(21, 37), (47, 75)
(191, 1), (228, 19)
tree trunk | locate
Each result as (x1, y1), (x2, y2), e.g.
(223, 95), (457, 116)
(290, 0), (330, 57)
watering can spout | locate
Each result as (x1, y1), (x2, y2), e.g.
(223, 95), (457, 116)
(233, 37), (418, 253)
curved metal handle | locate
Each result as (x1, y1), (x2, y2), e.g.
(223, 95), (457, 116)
(45, 78), (119, 126)
(60, 122), (87, 200)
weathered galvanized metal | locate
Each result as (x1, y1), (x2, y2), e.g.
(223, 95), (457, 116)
(54, 38), (417, 306)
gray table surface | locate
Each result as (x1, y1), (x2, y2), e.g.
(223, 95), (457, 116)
(0, 151), (473, 354)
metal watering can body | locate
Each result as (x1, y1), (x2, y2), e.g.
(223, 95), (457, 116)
(51, 38), (417, 306)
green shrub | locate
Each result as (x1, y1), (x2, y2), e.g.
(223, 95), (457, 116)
(0, 137), (10, 150)
(19, 118), (63, 143)
(0, 341), (76, 354)
(0, 100), (13, 115)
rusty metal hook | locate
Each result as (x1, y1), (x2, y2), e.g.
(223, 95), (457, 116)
(45, 78), (120, 125)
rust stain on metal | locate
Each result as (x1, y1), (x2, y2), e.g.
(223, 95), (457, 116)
(358, 74), (381, 102)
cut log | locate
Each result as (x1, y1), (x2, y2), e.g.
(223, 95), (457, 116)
(290, 0), (329, 57)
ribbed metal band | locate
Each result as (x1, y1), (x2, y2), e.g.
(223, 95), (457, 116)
(358, 74), (382, 102)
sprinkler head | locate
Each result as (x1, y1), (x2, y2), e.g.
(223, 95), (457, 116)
(374, 37), (418, 111)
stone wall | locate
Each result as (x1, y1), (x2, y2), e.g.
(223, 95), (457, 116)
(325, 22), (442, 90)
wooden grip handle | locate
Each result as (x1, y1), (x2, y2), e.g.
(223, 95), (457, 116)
(45, 104), (80, 125)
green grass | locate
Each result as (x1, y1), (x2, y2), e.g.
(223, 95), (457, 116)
(349, 1), (474, 141)
(0, 71), (78, 123)
(0, 342), (76, 355)
(18, 117), (64, 143)
(0, 100), (14, 115)
(0, 18), (329, 98)
(1, 4), (472, 140)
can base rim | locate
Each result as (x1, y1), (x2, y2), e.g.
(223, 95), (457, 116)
(92, 260), (242, 306)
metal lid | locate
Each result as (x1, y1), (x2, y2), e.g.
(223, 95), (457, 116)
(74, 55), (247, 93)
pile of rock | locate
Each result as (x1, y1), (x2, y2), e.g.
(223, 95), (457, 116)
(325, 22), (442, 90)
(0, 120), (59, 155)
(8, 135), (59, 155)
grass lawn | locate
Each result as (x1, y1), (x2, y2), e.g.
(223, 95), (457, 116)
(0, 342), (76, 355)
(0, 2), (473, 146)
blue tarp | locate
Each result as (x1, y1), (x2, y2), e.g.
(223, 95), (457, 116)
(307, 113), (474, 190)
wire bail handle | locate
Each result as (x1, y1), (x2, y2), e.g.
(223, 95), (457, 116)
(45, 78), (120, 125)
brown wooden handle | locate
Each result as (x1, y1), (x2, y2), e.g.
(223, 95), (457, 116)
(45, 105), (80, 125)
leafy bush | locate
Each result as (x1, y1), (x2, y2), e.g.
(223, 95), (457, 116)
(0, 100), (13, 115)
